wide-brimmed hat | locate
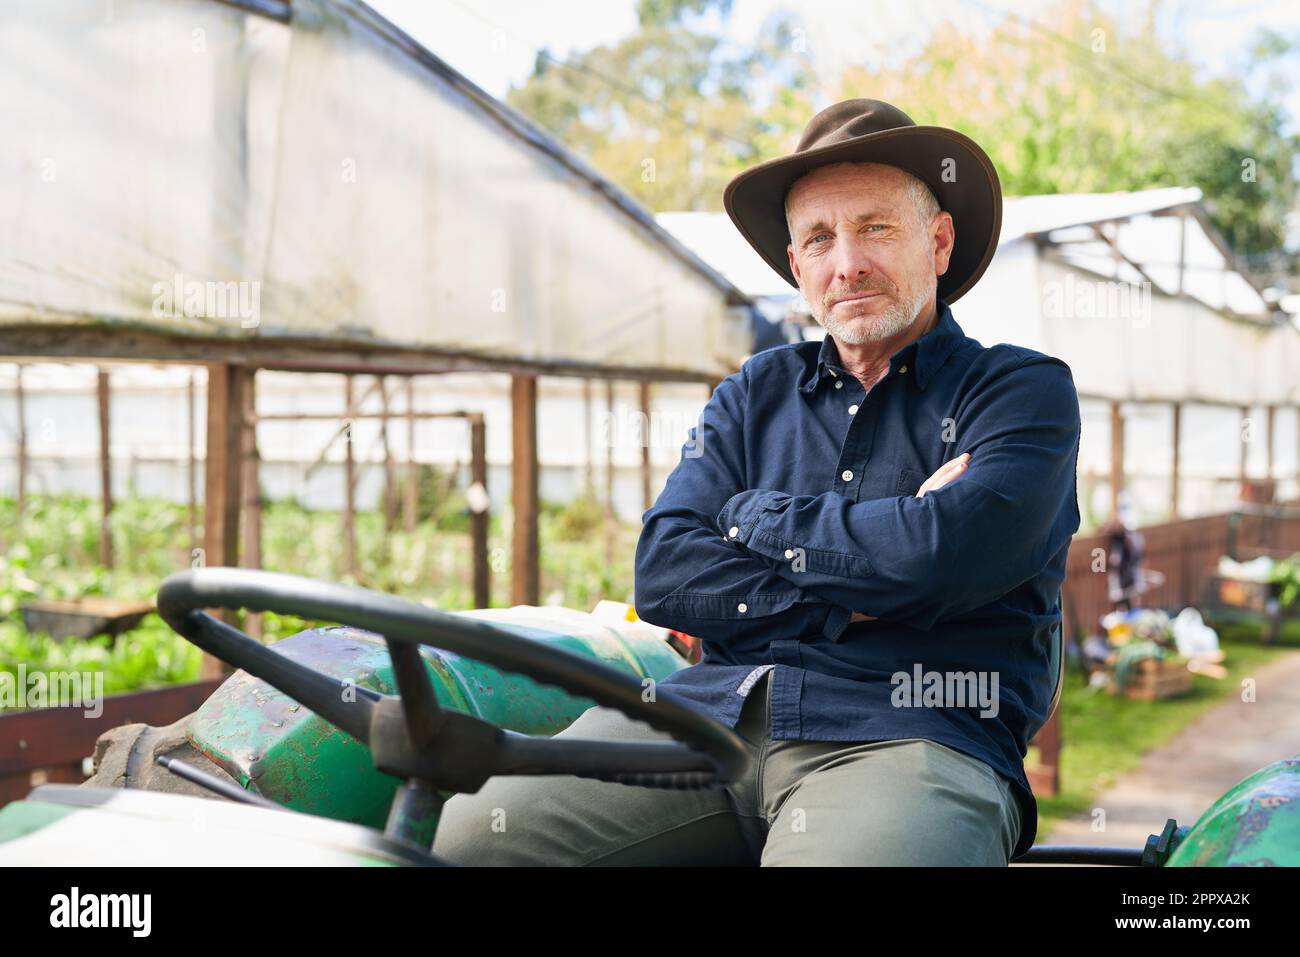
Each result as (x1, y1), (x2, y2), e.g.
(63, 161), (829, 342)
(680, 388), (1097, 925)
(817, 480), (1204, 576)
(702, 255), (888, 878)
(723, 98), (1002, 304)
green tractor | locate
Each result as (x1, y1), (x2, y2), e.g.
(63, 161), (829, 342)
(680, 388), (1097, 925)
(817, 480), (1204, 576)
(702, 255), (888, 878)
(0, 568), (1295, 866)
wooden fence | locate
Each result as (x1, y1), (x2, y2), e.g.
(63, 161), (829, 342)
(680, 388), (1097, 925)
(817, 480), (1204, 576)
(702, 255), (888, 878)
(1062, 503), (1300, 639)
(0, 679), (222, 807)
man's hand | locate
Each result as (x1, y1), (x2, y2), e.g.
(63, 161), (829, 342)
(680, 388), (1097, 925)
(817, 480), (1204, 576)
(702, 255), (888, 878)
(847, 453), (972, 624)
(916, 452), (970, 498)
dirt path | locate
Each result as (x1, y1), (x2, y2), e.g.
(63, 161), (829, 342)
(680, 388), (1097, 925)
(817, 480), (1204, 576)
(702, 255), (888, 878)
(1040, 648), (1300, 852)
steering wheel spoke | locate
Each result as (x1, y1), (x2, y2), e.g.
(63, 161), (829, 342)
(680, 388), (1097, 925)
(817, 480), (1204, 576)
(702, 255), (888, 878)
(384, 638), (445, 750)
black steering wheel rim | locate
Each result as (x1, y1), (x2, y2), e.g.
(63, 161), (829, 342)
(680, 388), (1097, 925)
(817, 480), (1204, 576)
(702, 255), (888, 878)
(156, 568), (750, 796)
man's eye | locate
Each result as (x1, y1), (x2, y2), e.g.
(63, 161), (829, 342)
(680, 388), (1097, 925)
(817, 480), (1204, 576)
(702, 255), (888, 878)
(810, 233), (830, 244)
(863, 224), (885, 232)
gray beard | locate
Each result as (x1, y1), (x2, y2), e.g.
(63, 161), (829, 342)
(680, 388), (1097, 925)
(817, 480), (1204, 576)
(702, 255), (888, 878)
(816, 283), (933, 345)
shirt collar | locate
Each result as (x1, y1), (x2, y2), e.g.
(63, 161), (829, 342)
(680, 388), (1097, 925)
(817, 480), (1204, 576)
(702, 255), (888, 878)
(799, 299), (965, 395)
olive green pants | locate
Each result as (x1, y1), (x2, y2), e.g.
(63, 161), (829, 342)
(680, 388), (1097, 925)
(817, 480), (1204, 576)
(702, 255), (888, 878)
(431, 671), (1024, 866)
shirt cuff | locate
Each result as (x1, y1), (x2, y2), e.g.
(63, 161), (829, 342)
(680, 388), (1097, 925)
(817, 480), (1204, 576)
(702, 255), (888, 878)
(715, 489), (789, 542)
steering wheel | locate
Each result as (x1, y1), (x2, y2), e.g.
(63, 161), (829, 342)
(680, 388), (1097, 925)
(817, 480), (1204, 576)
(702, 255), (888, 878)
(156, 567), (751, 857)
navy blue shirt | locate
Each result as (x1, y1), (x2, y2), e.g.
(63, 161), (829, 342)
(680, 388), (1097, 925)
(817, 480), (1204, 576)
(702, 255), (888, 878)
(633, 300), (1081, 860)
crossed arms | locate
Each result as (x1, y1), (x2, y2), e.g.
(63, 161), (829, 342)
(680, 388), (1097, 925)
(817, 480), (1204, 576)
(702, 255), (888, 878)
(633, 352), (1081, 641)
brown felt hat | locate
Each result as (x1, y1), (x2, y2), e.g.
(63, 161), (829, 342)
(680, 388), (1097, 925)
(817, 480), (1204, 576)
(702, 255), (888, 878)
(723, 98), (1002, 305)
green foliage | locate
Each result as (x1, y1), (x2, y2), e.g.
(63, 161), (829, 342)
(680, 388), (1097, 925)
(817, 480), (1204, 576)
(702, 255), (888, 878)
(390, 462), (472, 532)
(508, 0), (1296, 266)
(0, 493), (643, 696)
(546, 491), (608, 542)
(1267, 553), (1300, 609)
(506, 2), (813, 211)
(0, 616), (202, 710)
(635, 0), (731, 29)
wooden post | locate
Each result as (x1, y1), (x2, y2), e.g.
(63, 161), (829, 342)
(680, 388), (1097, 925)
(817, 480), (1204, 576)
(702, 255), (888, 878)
(582, 378), (593, 496)
(605, 379), (617, 568)
(14, 364), (26, 519)
(511, 374), (539, 606)
(379, 376), (398, 532)
(470, 414), (490, 609)
(1176, 210), (1187, 296)
(1239, 405), (1250, 500)
(605, 380), (616, 520)
(96, 368), (113, 570)
(1170, 401), (1181, 520)
(343, 376), (357, 579)
(203, 364), (246, 678)
(1109, 399), (1124, 519)
(1266, 404), (1276, 490)
(241, 371), (262, 640)
(1029, 710), (1062, 798)
(640, 381), (653, 513)
(404, 377), (417, 532)
(187, 370), (198, 550)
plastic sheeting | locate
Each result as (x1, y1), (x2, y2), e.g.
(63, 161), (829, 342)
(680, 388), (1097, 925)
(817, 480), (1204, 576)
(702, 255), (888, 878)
(957, 244), (1300, 405)
(660, 191), (1300, 404)
(0, 0), (751, 376)
(959, 190), (1300, 405)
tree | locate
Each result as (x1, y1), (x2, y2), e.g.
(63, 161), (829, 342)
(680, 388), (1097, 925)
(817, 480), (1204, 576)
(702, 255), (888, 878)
(505, 0), (815, 211)
(833, 0), (1298, 269)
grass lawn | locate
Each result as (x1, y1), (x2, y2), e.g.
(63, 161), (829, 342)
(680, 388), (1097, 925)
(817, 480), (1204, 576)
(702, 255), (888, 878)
(1034, 617), (1300, 839)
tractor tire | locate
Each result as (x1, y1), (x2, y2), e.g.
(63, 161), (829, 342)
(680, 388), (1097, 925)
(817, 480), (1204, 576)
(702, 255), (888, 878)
(83, 714), (242, 802)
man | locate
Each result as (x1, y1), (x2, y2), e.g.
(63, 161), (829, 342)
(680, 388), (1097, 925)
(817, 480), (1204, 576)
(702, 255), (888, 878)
(432, 99), (1081, 866)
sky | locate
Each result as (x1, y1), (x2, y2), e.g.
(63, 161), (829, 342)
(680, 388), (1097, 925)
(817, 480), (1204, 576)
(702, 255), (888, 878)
(367, 0), (1300, 135)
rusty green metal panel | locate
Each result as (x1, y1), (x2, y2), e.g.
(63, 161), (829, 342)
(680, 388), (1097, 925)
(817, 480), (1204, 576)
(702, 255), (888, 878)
(187, 616), (688, 827)
(1166, 756), (1300, 866)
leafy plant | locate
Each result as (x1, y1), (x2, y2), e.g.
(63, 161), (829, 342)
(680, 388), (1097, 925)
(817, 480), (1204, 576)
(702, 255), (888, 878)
(0, 492), (644, 694)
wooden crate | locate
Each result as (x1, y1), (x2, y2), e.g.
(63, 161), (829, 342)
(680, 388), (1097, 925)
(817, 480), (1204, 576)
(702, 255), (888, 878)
(20, 597), (153, 641)
(1106, 656), (1193, 701)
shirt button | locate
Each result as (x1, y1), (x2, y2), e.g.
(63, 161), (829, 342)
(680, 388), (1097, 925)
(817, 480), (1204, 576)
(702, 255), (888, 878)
(841, 469), (853, 482)
(848, 404), (858, 415)
(737, 602), (748, 613)
(834, 380), (844, 390)
(728, 525), (739, 538)
(899, 364), (908, 374)
(784, 548), (795, 559)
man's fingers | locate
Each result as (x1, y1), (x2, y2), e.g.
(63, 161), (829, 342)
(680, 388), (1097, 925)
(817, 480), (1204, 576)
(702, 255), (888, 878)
(916, 452), (970, 498)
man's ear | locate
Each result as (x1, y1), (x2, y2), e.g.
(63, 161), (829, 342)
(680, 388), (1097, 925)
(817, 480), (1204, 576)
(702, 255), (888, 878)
(787, 243), (801, 286)
(932, 211), (956, 278)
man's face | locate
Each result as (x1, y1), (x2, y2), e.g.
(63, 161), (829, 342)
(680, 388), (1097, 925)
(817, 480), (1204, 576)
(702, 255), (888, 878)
(785, 162), (954, 345)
